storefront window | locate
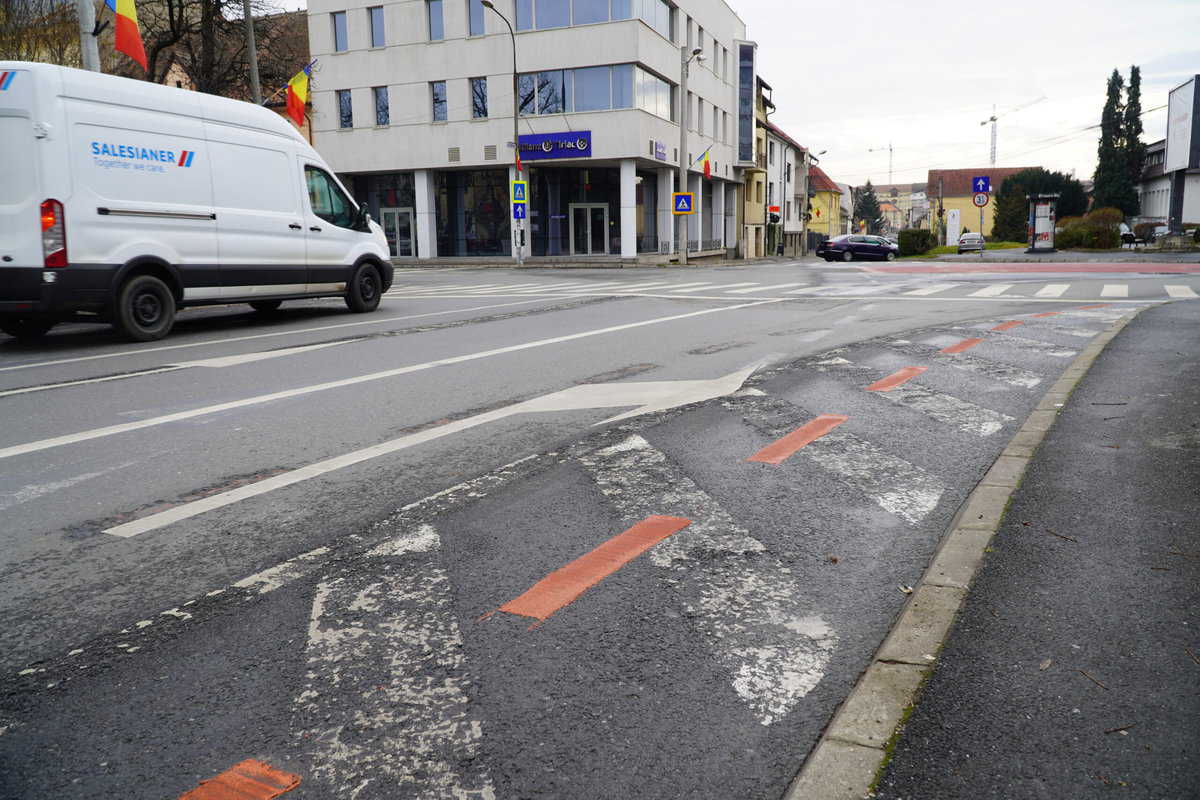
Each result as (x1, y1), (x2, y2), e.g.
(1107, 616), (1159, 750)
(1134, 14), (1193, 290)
(527, 166), (621, 256)
(436, 170), (511, 257)
(636, 170), (658, 253)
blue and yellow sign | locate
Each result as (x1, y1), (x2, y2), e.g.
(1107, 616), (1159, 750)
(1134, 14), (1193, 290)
(672, 192), (695, 215)
(511, 180), (528, 204)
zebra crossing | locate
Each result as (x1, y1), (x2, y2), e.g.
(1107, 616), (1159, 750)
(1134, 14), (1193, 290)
(383, 276), (1200, 303)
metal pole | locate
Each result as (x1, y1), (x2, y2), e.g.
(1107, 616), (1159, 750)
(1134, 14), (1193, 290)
(243, 0), (262, 104)
(677, 46), (689, 266)
(482, 2), (522, 266)
(76, 0), (100, 72)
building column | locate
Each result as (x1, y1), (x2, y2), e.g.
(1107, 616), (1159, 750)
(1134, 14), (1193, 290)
(414, 169), (437, 259)
(724, 183), (738, 256)
(620, 159), (636, 259)
(713, 180), (725, 250)
(657, 168), (674, 254)
(688, 172), (701, 250)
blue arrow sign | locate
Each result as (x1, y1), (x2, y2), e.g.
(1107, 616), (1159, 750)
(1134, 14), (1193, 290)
(513, 202), (526, 220)
(672, 192), (694, 215)
(972, 175), (990, 193)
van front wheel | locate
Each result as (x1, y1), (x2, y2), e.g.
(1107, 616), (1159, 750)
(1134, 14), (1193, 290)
(345, 263), (382, 313)
(114, 275), (176, 341)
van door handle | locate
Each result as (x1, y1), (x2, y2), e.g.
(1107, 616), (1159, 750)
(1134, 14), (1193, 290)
(309, 226), (322, 232)
(289, 223), (302, 230)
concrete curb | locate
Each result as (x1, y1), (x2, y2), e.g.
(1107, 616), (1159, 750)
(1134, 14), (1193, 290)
(782, 304), (1154, 800)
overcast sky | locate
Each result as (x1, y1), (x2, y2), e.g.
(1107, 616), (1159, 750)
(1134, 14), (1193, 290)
(744, 0), (1198, 189)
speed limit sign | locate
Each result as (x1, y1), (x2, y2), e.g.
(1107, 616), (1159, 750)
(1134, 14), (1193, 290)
(972, 192), (990, 207)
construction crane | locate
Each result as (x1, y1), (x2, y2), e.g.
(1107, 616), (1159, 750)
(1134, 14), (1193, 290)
(981, 96), (1047, 165)
(868, 142), (893, 185)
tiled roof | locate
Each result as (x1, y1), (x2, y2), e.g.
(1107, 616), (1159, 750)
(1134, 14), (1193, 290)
(809, 165), (841, 193)
(879, 202), (899, 212)
(926, 167), (1038, 197)
(762, 120), (806, 153)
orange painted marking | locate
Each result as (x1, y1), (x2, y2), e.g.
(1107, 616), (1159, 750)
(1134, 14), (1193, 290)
(866, 366), (927, 392)
(179, 760), (300, 800)
(991, 320), (1024, 332)
(940, 337), (984, 354)
(1031, 311), (1060, 318)
(748, 414), (848, 464)
(1077, 303), (1110, 309)
(497, 515), (691, 626)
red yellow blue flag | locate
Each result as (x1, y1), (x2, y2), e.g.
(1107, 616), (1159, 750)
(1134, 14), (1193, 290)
(285, 62), (315, 127)
(107, 0), (147, 71)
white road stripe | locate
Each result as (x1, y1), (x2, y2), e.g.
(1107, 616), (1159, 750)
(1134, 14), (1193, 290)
(945, 332), (1077, 358)
(295, 524), (495, 798)
(1100, 284), (1129, 298)
(1035, 283), (1070, 297)
(670, 282), (758, 293)
(891, 341), (1042, 388)
(0, 366), (185, 399)
(579, 435), (836, 726)
(1165, 284), (1199, 298)
(175, 339), (358, 369)
(0, 298), (553, 375)
(726, 283), (808, 294)
(1014, 321), (1099, 338)
(602, 281), (680, 292)
(968, 284), (1013, 297)
(903, 283), (960, 296)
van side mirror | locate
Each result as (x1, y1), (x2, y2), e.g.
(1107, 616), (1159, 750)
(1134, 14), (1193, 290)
(355, 206), (371, 231)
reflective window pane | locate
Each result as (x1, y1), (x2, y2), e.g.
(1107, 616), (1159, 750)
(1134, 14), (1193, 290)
(369, 6), (384, 46)
(518, 73), (537, 116)
(611, 63), (633, 108)
(516, 0), (533, 29)
(373, 86), (389, 125)
(427, 0), (443, 40)
(468, 0), (485, 35)
(332, 11), (347, 51)
(537, 71), (565, 114)
(611, 0), (630, 19)
(572, 0), (607, 25)
(572, 66), (610, 112)
(431, 80), (447, 121)
(536, 0), (569, 28)
(471, 77), (488, 119)
(337, 89), (353, 128)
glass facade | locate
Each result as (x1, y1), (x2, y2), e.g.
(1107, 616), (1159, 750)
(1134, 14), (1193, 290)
(519, 64), (657, 117)
(737, 43), (755, 162)
(636, 170), (658, 253)
(514, 0), (668, 34)
(526, 167), (620, 256)
(352, 173), (416, 257)
(436, 170), (511, 257)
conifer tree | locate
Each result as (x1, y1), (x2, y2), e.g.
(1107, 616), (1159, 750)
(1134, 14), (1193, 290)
(852, 181), (884, 234)
(1092, 68), (1139, 216)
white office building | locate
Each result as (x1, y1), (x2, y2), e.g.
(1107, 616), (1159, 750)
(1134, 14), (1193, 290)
(306, 0), (755, 261)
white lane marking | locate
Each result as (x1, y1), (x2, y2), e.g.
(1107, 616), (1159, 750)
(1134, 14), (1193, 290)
(726, 283), (808, 294)
(894, 341), (1042, 388)
(1006, 321), (1097, 338)
(174, 339), (359, 369)
(600, 281), (680, 293)
(0, 367), (185, 399)
(1100, 284), (1129, 298)
(1035, 283), (1070, 297)
(729, 393), (945, 525)
(295, 524), (496, 799)
(4, 300), (779, 465)
(0, 298), (552, 375)
(103, 363), (761, 536)
(232, 546), (331, 594)
(0, 470), (109, 512)
(903, 283), (961, 296)
(657, 282), (717, 292)
(968, 284), (1014, 297)
(387, 283), (509, 294)
(878, 382), (1013, 436)
(943, 332), (1077, 358)
(1165, 285), (1199, 298)
(670, 282), (758, 293)
(785, 285), (864, 295)
(580, 435), (837, 726)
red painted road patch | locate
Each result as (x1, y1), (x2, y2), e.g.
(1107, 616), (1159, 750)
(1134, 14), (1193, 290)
(866, 366), (928, 392)
(940, 338), (984, 354)
(1030, 311), (1060, 318)
(179, 760), (300, 799)
(496, 515), (691, 626)
(748, 414), (849, 464)
(1077, 303), (1111, 309)
(991, 321), (1024, 332)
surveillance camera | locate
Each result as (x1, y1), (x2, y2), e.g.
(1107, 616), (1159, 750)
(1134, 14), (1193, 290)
(691, 47), (704, 56)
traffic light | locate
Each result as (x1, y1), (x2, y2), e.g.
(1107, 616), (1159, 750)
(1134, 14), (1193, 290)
(769, 213), (781, 224)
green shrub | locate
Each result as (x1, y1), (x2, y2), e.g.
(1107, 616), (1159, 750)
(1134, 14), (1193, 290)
(1057, 218), (1120, 249)
(898, 228), (935, 256)
(1086, 206), (1124, 226)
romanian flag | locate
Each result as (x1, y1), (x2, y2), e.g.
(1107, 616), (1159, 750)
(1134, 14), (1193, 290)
(286, 62), (313, 127)
(703, 149), (711, 179)
(105, 0), (147, 71)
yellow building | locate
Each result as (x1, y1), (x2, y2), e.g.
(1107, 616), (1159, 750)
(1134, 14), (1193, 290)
(807, 165), (842, 238)
(741, 77), (771, 257)
(927, 167), (1037, 240)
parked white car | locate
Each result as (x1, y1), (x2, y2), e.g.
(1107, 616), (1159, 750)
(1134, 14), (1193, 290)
(0, 61), (391, 341)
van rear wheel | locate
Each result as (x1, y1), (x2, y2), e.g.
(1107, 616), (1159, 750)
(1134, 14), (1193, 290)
(345, 263), (382, 313)
(249, 300), (283, 313)
(1, 318), (57, 341)
(114, 275), (175, 341)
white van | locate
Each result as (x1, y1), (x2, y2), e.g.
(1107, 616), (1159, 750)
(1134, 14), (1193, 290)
(0, 61), (392, 341)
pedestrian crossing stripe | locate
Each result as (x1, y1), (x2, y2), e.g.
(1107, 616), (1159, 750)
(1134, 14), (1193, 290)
(672, 192), (695, 214)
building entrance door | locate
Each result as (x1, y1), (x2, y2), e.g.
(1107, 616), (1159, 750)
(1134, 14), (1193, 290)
(380, 207), (415, 257)
(569, 204), (609, 255)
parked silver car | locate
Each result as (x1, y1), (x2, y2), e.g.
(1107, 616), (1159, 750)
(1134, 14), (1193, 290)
(958, 233), (985, 254)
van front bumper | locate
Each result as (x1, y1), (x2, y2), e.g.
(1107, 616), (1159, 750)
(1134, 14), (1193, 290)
(0, 264), (116, 316)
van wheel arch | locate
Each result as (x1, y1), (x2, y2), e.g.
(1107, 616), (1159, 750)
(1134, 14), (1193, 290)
(113, 258), (185, 306)
(356, 255), (393, 293)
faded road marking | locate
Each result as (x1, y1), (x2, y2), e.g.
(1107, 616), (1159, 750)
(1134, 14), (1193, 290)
(495, 515), (692, 626)
(991, 320), (1024, 332)
(866, 366), (928, 392)
(939, 338), (983, 354)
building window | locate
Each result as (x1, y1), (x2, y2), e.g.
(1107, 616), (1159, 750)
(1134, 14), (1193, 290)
(697, 97), (704, 135)
(427, 0), (444, 40)
(722, 110), (728, 142)
(685, 91), (693, 128)
(573, 0), (607, 25)
(431, 80), (447, 121)
(468, 0), (485, 35)
(519, 63), (641, 116)
(368, 6), (385, 46)
(511, 0), (666, 33)
(471, 77), (488, 118)
(686, 17), (693, 49)
(337, 89), (353, 128)
(536, 0), (569, 28)
(712, 106), (718, 140)
(372, 86), (389, 125)
(516, 0), (533, 29)
(769, 141), (775, 164)
(331, 11), (348, 52)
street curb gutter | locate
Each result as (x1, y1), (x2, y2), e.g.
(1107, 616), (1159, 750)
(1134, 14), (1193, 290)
(782, 305), (1155, 800)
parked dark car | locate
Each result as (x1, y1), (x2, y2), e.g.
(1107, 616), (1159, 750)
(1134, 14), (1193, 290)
(816, 234), (900, 262)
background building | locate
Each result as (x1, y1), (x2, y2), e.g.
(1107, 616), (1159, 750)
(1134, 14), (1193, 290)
(926, 166), (1036, 239)
(306, 0), (752, 261)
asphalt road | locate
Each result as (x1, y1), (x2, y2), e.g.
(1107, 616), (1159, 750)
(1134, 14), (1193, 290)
(0, 259), (1195, 799)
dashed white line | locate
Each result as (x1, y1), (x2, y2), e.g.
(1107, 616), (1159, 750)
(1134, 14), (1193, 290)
(968, 284), (1014, 297)
(726, 283), (809, 294)
(1165, 285), (1199, 298)
(903, 283), (961, 296)
(1100, 284), (1129, 298)
(1035, 283), (1070, 298)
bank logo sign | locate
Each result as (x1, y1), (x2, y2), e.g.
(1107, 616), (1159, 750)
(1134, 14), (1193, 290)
(517, 130), (592, 161)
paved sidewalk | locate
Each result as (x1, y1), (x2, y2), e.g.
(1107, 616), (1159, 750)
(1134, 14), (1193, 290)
(875, 300), (1200, 799)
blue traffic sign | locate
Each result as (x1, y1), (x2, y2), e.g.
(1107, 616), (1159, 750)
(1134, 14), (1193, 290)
(972, 175), (991, 193)
(511, 181), (528, 203)
(672, 192), (695, 215)
(512, 202), (526, 220)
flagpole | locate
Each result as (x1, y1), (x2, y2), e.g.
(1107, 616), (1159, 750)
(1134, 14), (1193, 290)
(242, 0), (261, 103)
(76, 0), (101, 71)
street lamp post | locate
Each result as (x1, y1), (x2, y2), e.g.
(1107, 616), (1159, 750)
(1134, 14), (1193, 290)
(481, 1), (523, 266)
(677, 46), (704, 266)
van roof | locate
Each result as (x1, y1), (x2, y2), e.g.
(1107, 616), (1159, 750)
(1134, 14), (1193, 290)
(0, 60), (306, 146)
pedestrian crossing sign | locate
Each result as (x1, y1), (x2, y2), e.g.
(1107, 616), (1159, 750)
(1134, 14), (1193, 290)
(511, 180), (528, 203)
(672, 192), (695, 215)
